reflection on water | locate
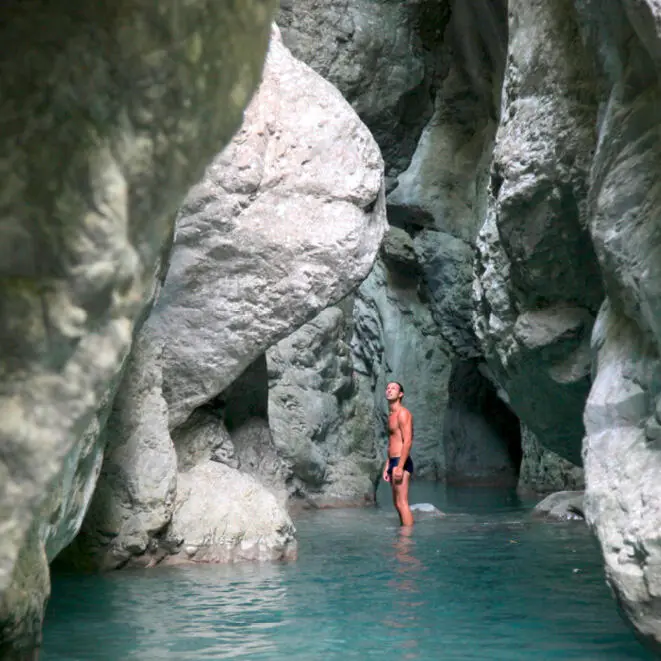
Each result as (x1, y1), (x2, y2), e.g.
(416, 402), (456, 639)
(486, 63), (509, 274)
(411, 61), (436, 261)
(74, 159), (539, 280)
(43, 484), (654, 661)
(384, 528), (426, 660)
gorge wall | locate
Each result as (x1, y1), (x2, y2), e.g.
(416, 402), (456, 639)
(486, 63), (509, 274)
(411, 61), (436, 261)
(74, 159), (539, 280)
(4, 0), (661, 655)
(0, 0), (277, 653)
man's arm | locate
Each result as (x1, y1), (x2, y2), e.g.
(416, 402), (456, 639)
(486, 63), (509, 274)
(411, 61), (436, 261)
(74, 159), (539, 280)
(397, 409), (413, 466)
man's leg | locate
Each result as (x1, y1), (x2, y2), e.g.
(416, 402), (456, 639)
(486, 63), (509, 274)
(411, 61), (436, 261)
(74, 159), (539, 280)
(393, 471), (414, 527)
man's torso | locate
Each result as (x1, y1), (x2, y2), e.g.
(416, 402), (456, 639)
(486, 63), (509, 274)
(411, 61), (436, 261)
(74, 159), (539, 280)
(387, 407), (411, 457)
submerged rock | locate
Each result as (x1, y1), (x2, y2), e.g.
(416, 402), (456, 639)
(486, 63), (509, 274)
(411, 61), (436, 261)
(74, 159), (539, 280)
(410, 503), (446, 518)
(532, 491), (585, 522)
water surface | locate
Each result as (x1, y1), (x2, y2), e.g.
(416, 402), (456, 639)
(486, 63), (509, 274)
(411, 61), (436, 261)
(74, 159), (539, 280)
(43, 483), (652, 660)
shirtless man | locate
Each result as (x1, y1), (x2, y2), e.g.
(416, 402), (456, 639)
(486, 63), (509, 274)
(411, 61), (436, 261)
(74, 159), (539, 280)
(382, 381), (414, 527)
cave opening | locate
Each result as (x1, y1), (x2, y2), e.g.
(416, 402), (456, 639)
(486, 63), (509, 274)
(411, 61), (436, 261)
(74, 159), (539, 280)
(442, 358), (522, 486)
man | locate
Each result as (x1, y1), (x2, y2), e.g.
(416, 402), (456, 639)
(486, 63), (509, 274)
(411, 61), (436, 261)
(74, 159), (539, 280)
(382, 381), (414, 526)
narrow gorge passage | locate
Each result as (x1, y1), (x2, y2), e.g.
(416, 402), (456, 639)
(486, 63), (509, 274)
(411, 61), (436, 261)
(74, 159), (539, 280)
(5, 0), (661, 657)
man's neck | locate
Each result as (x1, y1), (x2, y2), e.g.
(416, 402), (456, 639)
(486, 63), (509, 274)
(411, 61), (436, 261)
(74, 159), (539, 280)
(389, 401), (402, 414)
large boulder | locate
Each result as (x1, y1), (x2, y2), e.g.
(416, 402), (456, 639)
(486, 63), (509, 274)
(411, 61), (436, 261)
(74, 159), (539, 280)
(65, 28), (386, 569)
(165, 463), (296, 564)
(472, 0), (603, 465)
(0, 0), (276, 650)
(267, 305), (381, 506)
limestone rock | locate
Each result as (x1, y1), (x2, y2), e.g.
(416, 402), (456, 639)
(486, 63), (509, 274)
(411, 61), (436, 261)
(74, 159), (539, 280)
(278, 0), (452, 184)
(0, 0), (275, 648)
(518, 425), (584, 494)
(267, 305), (381, 506)
(66, 28), (385, 570)
(571, 0), (661, 649)
(472, 0), (603, 464)
(532, 491), (585, 521)
(165, 463), (296, 564)
(153, 28), (386, 431)
(59, 334), (177, 571)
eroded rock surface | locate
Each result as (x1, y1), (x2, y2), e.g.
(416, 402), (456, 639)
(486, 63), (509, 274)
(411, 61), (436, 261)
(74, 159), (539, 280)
(518, 425), (584, 494)
(65, 29), (386, 570)
(268, 305), (381, 507)
(278, 0), (452, 185)
(473, 0), (603, 465)
(0, 0), (275, 649)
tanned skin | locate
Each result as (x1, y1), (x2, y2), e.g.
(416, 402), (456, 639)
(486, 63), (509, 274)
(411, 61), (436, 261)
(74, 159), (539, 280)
(382, 382), (414, 527)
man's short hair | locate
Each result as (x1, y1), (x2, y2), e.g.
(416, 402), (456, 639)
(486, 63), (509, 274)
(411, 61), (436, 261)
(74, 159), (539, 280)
(394, 381), (404, 396)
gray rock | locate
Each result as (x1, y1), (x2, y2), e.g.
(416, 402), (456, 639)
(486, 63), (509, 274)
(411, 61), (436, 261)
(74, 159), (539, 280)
(0, 0), (276, 648)
(472, 0), (603, 464)
(165, 463), (296, 564)
(153, 28), (386, 431)
(518, 425), (585, 494)
(571, 0), (661, 648)
(278, 0), (452, 184)
(533, 491), (585, 521)
(59, 334), (177, 571)
(65, 28), (385, 570)
(268, 306), (381, 506)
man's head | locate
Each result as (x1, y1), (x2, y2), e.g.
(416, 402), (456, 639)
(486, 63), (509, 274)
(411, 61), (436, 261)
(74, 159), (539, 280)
(385, 381), (404, 403)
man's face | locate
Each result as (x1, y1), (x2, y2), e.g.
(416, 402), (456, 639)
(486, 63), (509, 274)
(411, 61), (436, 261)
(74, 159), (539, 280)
(385, 382), (402, 402)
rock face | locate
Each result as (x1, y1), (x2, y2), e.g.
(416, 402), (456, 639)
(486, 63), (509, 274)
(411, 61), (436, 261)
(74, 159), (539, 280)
(278, 0), (452, 186)
(518, 425), (584, 494)
(267, 304), (381, 506)
(352, 257), (451, 479)
(578, 0), (661, 639)
(470, 0), (661, 649)
(0, 0), (276, 650)
(64, 29), (386, 570)
(472, 0), (603, 465)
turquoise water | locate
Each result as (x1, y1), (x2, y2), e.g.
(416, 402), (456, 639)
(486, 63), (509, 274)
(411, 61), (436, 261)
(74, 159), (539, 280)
(43, 484), (652, 660)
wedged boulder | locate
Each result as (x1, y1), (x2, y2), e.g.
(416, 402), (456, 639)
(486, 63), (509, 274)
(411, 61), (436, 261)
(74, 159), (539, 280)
(532, 491), (585, 522)
(165, 463), (296, 565)
(472, 0), (603, 464)
(267, 305), (381, 506)
(66, 27), (386, 569)
(0, 0), (275, 649)
(278, 0), (452, 184)
(154, 27), (386, 431)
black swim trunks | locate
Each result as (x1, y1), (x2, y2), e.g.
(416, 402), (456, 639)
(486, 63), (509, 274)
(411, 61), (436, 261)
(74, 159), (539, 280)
(387, 456), (414, 480)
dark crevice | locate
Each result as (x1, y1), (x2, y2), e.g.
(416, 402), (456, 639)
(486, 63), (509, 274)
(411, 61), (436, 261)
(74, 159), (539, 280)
(442, 359), (522, 485)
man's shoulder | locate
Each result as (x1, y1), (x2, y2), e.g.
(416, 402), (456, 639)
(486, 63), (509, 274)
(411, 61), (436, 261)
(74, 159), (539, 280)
(398, 407), (412, 420)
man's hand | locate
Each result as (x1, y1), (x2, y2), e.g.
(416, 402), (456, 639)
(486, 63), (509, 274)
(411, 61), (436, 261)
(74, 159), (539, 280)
(383, 466), (390, 482)
(392, 465), (404, 484)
